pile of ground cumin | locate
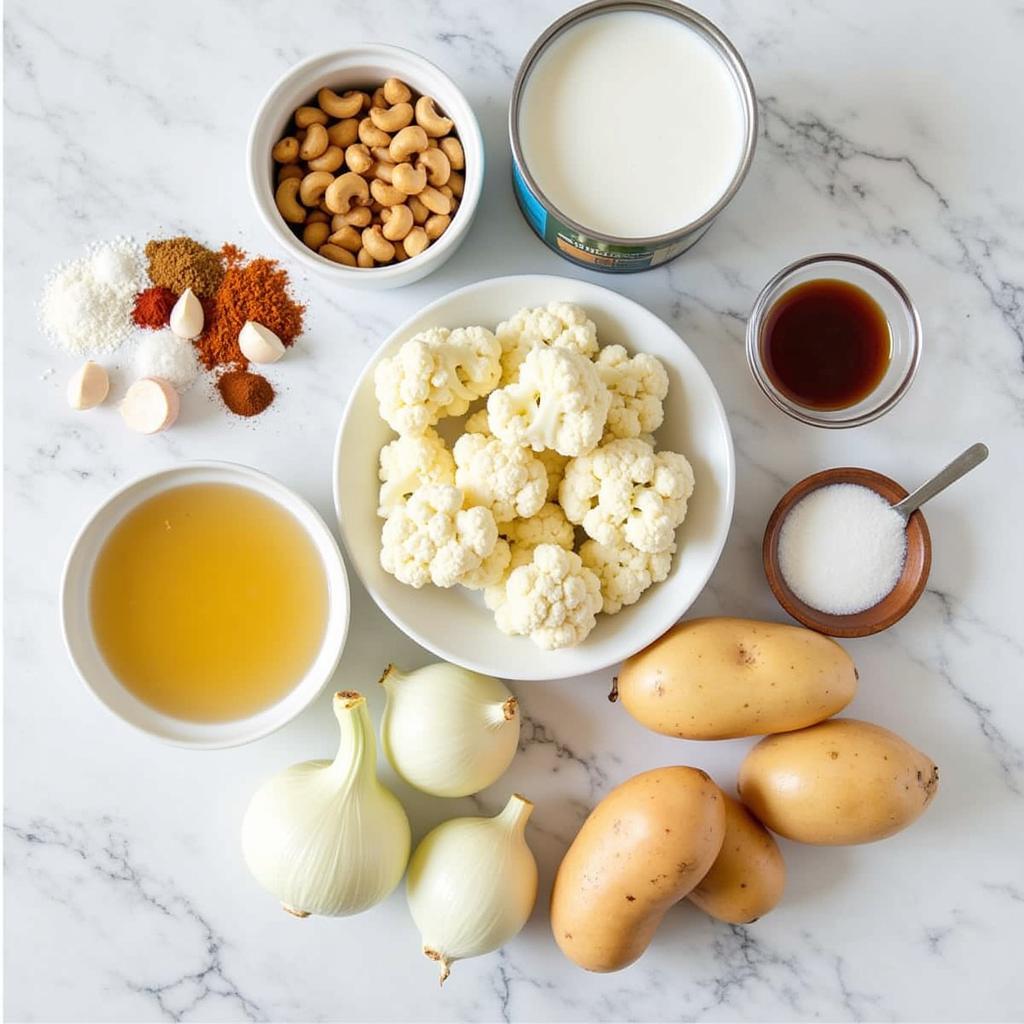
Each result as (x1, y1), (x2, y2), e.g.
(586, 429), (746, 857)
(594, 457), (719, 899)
(145, 237), (224, 298)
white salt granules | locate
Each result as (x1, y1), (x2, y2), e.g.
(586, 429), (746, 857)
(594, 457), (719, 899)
(134, 329), (199, 392)
(38, 238), (145, 355)
(778, 483), (908, 615)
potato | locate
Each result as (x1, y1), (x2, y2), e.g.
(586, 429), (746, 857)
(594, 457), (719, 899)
(551, 766), (725, 973)
(687, 793), (785, 924)
(738, 718), (939, 845)
(618, 617), (857, 740)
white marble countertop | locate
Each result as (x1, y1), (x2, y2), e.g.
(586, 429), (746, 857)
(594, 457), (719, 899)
(5, 1), (1024, 1020)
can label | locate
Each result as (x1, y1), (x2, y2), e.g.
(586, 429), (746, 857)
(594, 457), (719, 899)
(511, 158), (707, 273)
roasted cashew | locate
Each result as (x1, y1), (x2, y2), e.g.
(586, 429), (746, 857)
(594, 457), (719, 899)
(344, 143), (373, 175)
(370, 178), (407, 207)
(381, 204), (414, 241)
(328, 119), (360, 148)
(393, 162), (427, 195)
(424, 213), (451, 240)
(417, 147), (451, 187)
(358, 118), (391, 149)
(371, 86), (389, 110)
(317, 87), (363, 119)
(308, 144), (345, 173)
(403, 226), (429, 257)
(361, 225), (395, 262)
(383, 77), (412, 105)
(408, 194), (430, 224)
(277, 163), (304, 184)
(414, 96), (453, 137)
(393, 240), (409, 262)
(299, 170), (335, 207)
(275, 178), (306, 224)
(295, 105), (329, 128)
(272, 137), (300, 163)
(370, 102), (413, 132)
(439, 136), (464, 170)
(418, 185), (452, 216)
(370, 145), (393, 165)
(388, 125), (428, 163)
(306, 209), (330, 224)
(299, 123), (329, 161)
(372, 160), (396, 184)
(357, 247), (375, 268)
(325, 171), (370, 214)
(333, 206), (372, 230)
(303, 221), (331, 249)
(328, 225), (363, 252)
(447, 171), (465, 198)
(319, 243), (357, 266)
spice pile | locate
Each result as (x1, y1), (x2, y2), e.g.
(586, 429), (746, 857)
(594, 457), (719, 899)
(39, 234), (305, 431)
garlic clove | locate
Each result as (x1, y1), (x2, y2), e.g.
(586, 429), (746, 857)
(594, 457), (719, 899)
(67, 360), (109, 410)
(169, 287), (204, 340)
(121, 377), (180, 433)
(239, 320), (286, 364)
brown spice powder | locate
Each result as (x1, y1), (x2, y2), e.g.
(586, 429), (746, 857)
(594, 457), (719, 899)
(145, 237), (225, 298)
(217, 370), (275, 417)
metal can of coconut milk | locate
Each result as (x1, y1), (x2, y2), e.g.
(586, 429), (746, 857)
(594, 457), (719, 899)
(509, 0), (757, 273)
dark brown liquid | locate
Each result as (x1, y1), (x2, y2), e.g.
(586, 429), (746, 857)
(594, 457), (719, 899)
(761, 279), (891, 410)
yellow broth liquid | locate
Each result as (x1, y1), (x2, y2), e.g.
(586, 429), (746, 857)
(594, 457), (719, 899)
(90, 482), (328, 722)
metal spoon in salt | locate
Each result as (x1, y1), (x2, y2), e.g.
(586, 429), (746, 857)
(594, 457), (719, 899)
(892, 443), (989, 521)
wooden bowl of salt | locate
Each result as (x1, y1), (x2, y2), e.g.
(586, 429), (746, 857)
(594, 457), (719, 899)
(763, 468), (931, 638)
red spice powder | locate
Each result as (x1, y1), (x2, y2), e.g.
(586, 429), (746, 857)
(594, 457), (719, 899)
(217, 370), (275, 417)
(131, 286), (177, 329)
(196, 245), (305, 370)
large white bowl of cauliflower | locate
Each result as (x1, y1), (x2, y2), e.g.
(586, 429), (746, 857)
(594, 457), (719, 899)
(334, 275), (734, 680)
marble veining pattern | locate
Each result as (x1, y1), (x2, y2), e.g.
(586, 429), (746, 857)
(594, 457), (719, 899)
(4, 0), (1023, 1020)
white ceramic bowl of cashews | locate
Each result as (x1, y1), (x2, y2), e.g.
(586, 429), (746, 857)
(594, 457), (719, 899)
(248, 45), (484, 290)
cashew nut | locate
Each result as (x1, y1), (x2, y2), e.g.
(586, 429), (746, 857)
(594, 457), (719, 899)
(370, 178), (407, 207)
(328, 119), (360, 148)
(393, 240), (409, 262)
(333, 206), (372, 229)
(295, 105), (329, 128)
(361, 225), (396, 262)
(418, 185), (452, 215)
(318, 243), (357, 266)
(275, 178), (306, 224)
(299, 170), (335, 207)
(298, 123), (329, 161)
(357, 247), (375, 268)
(325, 172), (370, 214)
(303, 221), (331, 249)
(424, 213), (451, 240)
(390, 162), (425, 195)
(439, 136), (464, 170)
(417, 147), (451, 187)
(371, 86), (389, 110)
(381, 204), (414, 241)
(272, 137), (300, 163)
(383, 77), (412, 105)
(388, 125), (429, 163)
(408, 194), (430, 224)
(370, 145), (393, 165)
(403, 226), (430, 257)
(307, 209), (330, 224)
(358, 118), (391, 149)
(369, 102), (413, 132)
(295, 128), (307, 143)
(447, 171), (465, 198)
(308, 144), (345, 173)
(277, 163), (304, 183)
(317, 87), (363, 119)
(371, 161), (396, 184)
(344, 143), (373, 175)
(328, 224), (363, 252)
(414, 96), (453, 137)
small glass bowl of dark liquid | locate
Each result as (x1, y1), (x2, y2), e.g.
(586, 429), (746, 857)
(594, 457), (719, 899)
(746, 254), (922, 427)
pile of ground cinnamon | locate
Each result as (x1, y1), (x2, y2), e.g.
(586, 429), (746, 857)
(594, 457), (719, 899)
(145, 237), (225, 298)
(217, 370), (275, 417)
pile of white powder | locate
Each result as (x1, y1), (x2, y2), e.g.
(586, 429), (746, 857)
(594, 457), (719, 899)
(134, 329), (199, 392)
(39, 238), (146, 355)
(777, 483), (908, 615)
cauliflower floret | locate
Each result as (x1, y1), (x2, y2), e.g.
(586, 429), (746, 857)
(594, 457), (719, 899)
(377, 428), (455, 518)
(496, 302), (599, 384)
(580, 539), (676, 614)
(464, 408), (491, 434)
(374, 326), (501, 435)
(453, 432), (547, 524)
(488, 346), (611, 457)
(492, 544), (602, 650)
(595, 345), (669, 440)
(560, 438), (695, 554)
(459, 537), (512, 590)
(536, 447), (570, 501)
(380, 484), (497, 588)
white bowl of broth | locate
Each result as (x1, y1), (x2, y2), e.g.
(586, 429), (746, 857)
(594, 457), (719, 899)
(61, 463), (349, 748)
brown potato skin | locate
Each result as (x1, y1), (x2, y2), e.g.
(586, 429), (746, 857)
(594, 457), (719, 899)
(618, 618), (857, 740)
(551, 767), (725, 973)
(738, 718), (939, 845)
(687, 793), (786, 924)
